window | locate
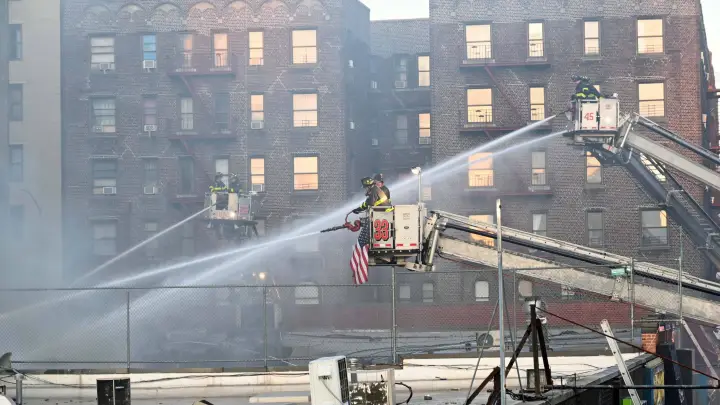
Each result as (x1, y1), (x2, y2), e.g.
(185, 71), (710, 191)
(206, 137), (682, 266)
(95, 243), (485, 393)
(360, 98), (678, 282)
(90, 36), (115, 70)
(532, 213), (547, 236)
(293, 93), (318, 127)
(92, 98), (116, 133)
(215, 158), (229, 186)
(422, 282), (434, 303)
(9, 84), (22, 121)
(395, 115), (408, 145)
(178, 157), (195, 194)
(469, 214), (494, 247)
(468, 152), (493, 187)
(531, 151), (546, 186)
(9, 145), (23, 182)
(474, 281), (489, 302)
(639, 82), (665, 117)
(215, 93), (230, 131)
(251, 94), (264, 124)
(9, 205), (24, 240)
(587, 211), (604, 247)
(467, 88), (493, 123)
(93, 222), (117, 256)
(145, 222), (159, 257)
(143, 35), (157, 61)
(92, 160), (117, 194)
(250, 157), (265, 192)
(418, 55), (430, 87)
(143, 97), (157, 127)
(518, 280), (533, 298)
(637, 18), (663, 54)
(9, 25), (22, 60)
(528, 22), (544, 57)
(419, 113), (431, 144)
(292, 29), (317, 64)
(180, 33), (193, 68)
(213, 32), (228, 67)
(293, 156), (318, 191)
(394, 57), (407, 87)
(180, 97), (194, 130)
(144, 159), (158, 188)
(584, 21), (600, 55)
(398, 284), (411, 302)
(249, 31), (263, 66)
(586, 151), (602, 184)
(530, 87), (545, 121)
(641, 210), (668, 246)
(181, 222), (195, 257)
(466, 24), (491, 59)
(295, 283), (320, 305)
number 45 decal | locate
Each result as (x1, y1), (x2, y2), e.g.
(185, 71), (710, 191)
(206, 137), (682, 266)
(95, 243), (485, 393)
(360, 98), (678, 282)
(374, 219), (390, 241)
(584, 112), (595, 121)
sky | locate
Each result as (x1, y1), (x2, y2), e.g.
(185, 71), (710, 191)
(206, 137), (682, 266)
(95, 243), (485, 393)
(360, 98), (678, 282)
(359, 0), (720, 65)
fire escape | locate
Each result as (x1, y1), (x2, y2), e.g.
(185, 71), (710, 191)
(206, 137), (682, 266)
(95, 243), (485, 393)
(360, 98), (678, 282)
(166, 48), (238, 214)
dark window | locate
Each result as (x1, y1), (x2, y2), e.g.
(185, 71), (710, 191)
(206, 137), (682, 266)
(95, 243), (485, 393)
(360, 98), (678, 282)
(532, 213), (547, 236)
(178, 157), (195, 194)
(143, 97), (157, 127)
(587, 211), (604, 247)
(92, 160), (117, 194)
(144, 159), (158, 188)
(9, 25), (22, 60)
(641, 210), (668, 246)
(93, 221), (117, 256)
(9, 84), (22, 121)
(145, 222), (159, 257)
(9, 145), (23, 182)
(215, 93), (230, 131)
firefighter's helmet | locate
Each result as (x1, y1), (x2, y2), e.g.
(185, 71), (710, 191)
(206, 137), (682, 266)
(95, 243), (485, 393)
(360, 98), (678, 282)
(215, 172), (224, 179)
(373, 173), (384, 183)
(361, 177), (375, 187)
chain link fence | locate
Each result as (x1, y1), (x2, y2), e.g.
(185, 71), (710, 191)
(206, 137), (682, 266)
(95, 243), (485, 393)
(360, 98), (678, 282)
(0, 263), (708, 370)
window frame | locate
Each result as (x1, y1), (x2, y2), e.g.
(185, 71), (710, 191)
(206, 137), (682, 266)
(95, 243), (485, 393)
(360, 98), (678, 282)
(465, 24), (492, 60)
(249, 30), (264, 66)
(466, 88), (493, 124)
(395, 114), (408, 145)
(583, 20), (601, 56)
(394, 55), (408, 87)
(295, 282), (321, 305)
(144, 221), (160, 257)
(9, 84), (22, 121)
(142, 34), (157, 61)
(250, 156), (266, 191)
(91, 97), (116, 133)
(9, 145), (23, 182)
(250, 93), (264, 125)
(474, 280), (490, 302)
(587, 211), (604, 247)
(292, 28), (318, 65)
(180, 96), (194, 130)
(212, 31), (229, 68)
(90, 35), (116, 71)
(532, 212), (548, 237)
(398, 284), (411, 302)
(418, 55), (430, 87)
(143, 158), (159, 188)
(468, 152), (494, 188)
(92, 221), (118, 257)
(214, 157), (230, 186)
(637, 18), (664, 55)
(422, 282), (434, 303)
(180, 33), (194, 68)
(92, 159), (118, 194)
(143, 96), (157, 127)
(9, 24), (22, 60)
(293, 155), (319, 191)
(419, 112), (431, 144)
(214, 92), (230, 131)
(640, 209), (668, 247)
(638, 82), (665, 117)
(528, 21), (545, 58)
(586, 151), (602, 184)
(529, 86), (545, 121)
(292, 92), (318, 128)
(531, 150), (547, 186)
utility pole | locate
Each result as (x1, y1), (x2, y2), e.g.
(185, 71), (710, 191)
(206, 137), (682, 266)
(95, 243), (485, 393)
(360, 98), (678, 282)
(0, 0), (10, 274)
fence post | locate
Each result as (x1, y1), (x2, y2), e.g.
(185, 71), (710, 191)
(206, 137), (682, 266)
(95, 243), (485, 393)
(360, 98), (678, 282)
(263, 285), (268, 371)
(126, 290), (131, 369)
(391, 267), (397, 364)
(630, 258), (635, 343)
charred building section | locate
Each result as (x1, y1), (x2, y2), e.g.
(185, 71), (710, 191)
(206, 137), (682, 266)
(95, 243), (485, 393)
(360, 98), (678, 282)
(61, 0), (371, 283)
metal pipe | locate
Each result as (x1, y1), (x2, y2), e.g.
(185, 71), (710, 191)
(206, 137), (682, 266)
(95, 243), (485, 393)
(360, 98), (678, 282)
(496, 199), (506, 405)
(391, 266), (397, 364)
(678, 233), (684, 347)
(630, 258), (635, 342)
(14, 374), (22, 405)
(126, 291), (131, 369)
(549, 385), (718, 390)
(635, 116), (720, 166)
(263, 285), (268, 371)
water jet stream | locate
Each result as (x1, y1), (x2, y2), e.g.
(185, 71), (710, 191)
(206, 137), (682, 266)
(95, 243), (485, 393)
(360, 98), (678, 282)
(14, 118), (562, 361)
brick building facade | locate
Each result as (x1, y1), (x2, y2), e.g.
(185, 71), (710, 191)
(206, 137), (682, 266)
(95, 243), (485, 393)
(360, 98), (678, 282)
(61, 0), (372, 284)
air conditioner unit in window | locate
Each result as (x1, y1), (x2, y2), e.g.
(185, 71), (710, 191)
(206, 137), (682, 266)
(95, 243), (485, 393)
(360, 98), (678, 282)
(371, 138), (379, 146)
(144, 124), (157, 132)
(309, 357), (350, 405)
(102, 186), (117, 195)
(394, 80), (407, 89)
(419, 137), (431, 145)
(93, 125), (105, 133)
(143, 60), (157, 70)
(144, 186), (158, 195)
(251, 120), (264, 130)
(99, 63), (112, 72)
(251, 183), (265, 192)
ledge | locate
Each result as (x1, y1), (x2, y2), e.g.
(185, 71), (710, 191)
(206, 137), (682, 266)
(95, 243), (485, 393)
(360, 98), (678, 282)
(638, 245), (671, 252)
(460, 58), (551, 69)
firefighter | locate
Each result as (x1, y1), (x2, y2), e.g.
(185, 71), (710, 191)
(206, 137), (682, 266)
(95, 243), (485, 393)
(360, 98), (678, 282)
(373, 173), (390, 201)
(210, 172), (228, 193)
(352, 176), (392, 214)
(571, 75), (602, 101)
(228, 173), (243, 194)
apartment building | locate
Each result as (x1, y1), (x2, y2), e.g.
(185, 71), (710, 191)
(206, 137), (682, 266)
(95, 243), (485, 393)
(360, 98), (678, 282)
(6, 0), (62, 287)
(60, 0), (371, 284)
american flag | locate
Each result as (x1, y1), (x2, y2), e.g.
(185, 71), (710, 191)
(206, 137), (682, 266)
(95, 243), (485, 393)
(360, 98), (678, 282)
(350, 219), (371, 285)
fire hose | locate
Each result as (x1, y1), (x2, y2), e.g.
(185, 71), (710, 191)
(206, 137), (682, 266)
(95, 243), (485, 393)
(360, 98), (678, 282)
(319, 212), (363, 233)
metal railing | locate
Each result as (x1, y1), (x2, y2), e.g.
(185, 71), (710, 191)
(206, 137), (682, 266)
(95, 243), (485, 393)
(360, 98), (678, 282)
(0, 261), (699, 371)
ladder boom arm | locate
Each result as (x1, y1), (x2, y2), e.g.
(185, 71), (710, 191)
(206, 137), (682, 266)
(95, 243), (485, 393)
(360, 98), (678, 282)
(634, 116), (720, 167)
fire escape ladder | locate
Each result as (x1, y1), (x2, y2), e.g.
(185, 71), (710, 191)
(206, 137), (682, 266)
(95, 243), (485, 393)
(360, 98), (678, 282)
(180, 138), (212, 184)
(483, 65), (523, 121)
